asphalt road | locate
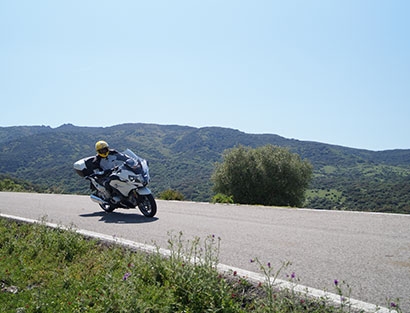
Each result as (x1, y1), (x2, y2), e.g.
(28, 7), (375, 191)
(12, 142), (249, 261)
(0, 192), (409, 311)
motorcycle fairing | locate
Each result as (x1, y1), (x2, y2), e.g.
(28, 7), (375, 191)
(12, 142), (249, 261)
(109, 179), (135, 197)
(136, 187), (151, 195)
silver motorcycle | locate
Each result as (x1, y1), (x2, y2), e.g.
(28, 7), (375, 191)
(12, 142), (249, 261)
(74, 149), (157, 217)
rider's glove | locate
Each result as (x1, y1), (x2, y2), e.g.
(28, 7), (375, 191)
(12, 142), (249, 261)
(91, 171), (104, 177)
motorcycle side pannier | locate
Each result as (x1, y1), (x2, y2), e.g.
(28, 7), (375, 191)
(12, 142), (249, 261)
(73, 157), (95, 177)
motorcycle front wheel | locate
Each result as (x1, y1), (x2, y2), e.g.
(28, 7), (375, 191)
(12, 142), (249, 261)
(138, 194), (157, 217)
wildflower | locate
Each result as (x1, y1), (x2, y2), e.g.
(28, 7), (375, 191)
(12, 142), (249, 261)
(233, 271), (237, 276)
(300, 299), (305, 304)
(212, 234), (215, 238)
(68, 302), (71, 305)
(267, 262), (271, 268)
(334, 279), (339, 286)
(391, 302), (397, 308)
(258, 282), (262, 288)
(181, 263), (185, 267)
(250, 259), (255, 263)
(123, 272), (131, 281)
(291, 272), (295, 279)
(231, 293), (236, 298)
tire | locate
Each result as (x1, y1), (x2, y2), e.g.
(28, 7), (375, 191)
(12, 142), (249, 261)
(99, 203), (115, 213)
(138, 194), (157, 217)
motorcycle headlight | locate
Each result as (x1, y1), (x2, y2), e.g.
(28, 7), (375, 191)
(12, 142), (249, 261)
(129, 174), (144, 183)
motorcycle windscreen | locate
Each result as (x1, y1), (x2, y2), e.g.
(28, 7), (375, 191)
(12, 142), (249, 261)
(123, 149), (149, 178)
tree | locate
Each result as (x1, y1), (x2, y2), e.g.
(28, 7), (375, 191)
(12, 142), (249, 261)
(0, 178), (25, 192)
(212, 145), (313, 207)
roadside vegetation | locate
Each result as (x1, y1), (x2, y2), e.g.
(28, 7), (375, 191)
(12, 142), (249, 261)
(0, 218), (402, 312)
(212, 145), (313, 207)
(212, 193), (234, 204)
(159, 189), (185, 201)
(0, 175), (45, 193)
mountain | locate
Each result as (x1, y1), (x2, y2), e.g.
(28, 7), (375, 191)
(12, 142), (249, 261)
(0, 123), (409, 213)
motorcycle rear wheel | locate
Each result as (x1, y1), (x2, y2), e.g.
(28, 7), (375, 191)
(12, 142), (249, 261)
(99, 203), (115, 213)
(138, 194), (157, 217)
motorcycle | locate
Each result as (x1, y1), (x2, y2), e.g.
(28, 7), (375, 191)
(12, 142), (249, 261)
(73, 149), (157, 217)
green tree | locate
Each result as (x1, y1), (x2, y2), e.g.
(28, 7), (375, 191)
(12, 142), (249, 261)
(212, 145), (313, 207)
(0, 178), (25, 192)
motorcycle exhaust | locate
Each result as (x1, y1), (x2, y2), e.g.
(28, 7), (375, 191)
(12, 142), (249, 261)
(90, 194), (108, 205)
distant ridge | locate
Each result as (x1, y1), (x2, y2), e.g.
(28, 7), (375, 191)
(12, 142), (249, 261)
(0, 123), (409, 213)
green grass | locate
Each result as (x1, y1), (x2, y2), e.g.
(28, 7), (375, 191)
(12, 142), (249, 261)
(0, 218), (402, 312)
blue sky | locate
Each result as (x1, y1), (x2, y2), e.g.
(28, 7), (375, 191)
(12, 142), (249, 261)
(1, 0), (409, 151)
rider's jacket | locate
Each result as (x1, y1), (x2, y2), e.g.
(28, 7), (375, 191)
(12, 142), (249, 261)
(92, 149), (128, 172)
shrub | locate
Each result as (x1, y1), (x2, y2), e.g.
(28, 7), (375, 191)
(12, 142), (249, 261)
(0, 179), (25, 192)
(211, 193), (234, 204)
(212, 145), (313, 207)
(159, 189), (185, 201)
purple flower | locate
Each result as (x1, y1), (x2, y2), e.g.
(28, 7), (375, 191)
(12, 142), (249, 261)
(391, 302), (397, 308)
(267, 262), (271, 268)
(291, 272), (295, 279)
(123, 272), (131, 281)
(334, 279), (339, 286)
(250, 259), (255, 263)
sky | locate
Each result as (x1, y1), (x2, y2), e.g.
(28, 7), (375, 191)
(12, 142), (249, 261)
(1, 0), (409, 151)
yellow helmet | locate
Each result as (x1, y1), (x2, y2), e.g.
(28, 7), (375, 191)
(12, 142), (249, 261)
(95, 140), (109, 158)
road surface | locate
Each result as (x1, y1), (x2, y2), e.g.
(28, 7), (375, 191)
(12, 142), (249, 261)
(0, 192), (409, 311)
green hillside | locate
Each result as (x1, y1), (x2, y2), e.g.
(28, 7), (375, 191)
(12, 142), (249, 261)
(0, 123), (409, 213)
(0, 174), (45, 193)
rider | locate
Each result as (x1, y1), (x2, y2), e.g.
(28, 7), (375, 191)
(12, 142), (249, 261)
(92, 140), (128, 197)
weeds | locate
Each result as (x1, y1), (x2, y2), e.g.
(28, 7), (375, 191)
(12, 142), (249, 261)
(212, 193), (234, 204)
(0, 218), (402, 312)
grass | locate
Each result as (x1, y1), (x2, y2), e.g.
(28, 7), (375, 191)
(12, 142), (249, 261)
(0, 218), (402, 313)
